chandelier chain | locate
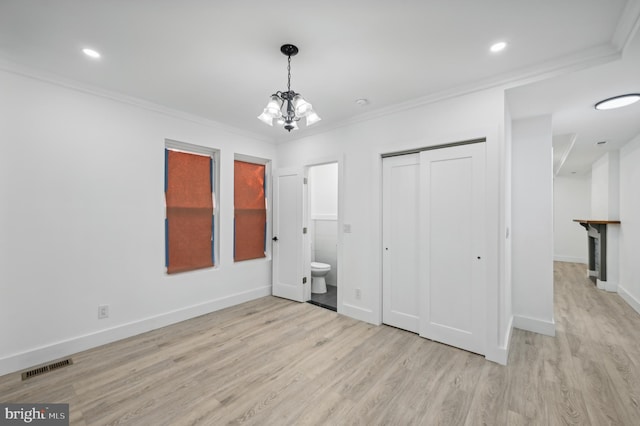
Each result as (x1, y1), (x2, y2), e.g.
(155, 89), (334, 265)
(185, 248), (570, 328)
(287, 55), (292, 93)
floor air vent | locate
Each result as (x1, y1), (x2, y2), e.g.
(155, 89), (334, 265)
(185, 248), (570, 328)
(21, 358), (73, 380)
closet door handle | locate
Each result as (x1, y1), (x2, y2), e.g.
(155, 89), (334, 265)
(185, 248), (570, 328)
(272, 236), (279, 242)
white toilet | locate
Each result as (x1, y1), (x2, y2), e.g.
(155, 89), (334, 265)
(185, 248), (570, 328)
(311, 262), (331, 294)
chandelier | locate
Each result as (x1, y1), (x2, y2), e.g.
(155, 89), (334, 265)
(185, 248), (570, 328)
(258, 44), (321, 132)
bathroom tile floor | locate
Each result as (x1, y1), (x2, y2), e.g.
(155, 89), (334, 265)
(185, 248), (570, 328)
(308, 285), (337, 311)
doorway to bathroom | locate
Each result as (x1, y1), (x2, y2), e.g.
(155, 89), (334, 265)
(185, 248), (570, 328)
(306, 162), (339, 311)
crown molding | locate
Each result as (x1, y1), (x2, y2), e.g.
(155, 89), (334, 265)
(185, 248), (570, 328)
(276, 43), (621, 144)
(612, 0), (640, 52)
(555, 133), (578, 176)
(0, 57), (276, 145)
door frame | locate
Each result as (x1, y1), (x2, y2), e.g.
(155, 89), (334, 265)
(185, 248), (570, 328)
(301, 156), (344, 312)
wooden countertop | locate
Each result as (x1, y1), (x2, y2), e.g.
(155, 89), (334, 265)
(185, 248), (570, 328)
(573, 219), (621, 224)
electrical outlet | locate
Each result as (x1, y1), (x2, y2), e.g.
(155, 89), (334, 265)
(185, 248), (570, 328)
(98, 305), (109, 319)
(355, 288), (361, 300)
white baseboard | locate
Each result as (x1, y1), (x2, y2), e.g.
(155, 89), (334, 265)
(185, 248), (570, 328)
(0, 286), (271, 377)
(513, 314), (556, 337)
(553, 256), (587, 264)
(485, 315), (513, 365)
(341, 302), (376, 325)
(618, 285), (640, 316)
(596, 279), (618, 293)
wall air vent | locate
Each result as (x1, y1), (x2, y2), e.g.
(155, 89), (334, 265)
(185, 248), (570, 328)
(21, 358), (73, 380)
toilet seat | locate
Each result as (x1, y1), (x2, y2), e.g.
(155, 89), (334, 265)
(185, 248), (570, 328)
(311, 262), (331, 271)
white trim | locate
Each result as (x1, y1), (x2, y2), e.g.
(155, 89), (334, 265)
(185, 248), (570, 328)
(299, 156), (344, 317)
(513, 315), (556, 337)
(485, 315), (513, 365)
(234, 153), (271, 165)
(588, 270), (598, 277)
(618, 285), (640, 315)
(554, 133), (577, 176)
(596, 279), (618, 293)
(233, 154), (272, 262)
(342, 303), (377, 325)
(553, 256), (587, 264)
(275, 44), (621, 144)
(0, 58), (274, 144)
(0, 286), (271, 376)
(166, 139), (218, 157)
(612, 0), (640, 51)
(311, 214), (338, 221)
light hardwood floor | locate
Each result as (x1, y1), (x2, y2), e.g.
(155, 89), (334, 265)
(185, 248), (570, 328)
(2, 262), (640, 425)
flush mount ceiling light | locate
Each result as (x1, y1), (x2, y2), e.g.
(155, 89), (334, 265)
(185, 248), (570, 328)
(82, 48), (101, 59)
(595, 94), (640, 110)
(258, 44), (321, 132)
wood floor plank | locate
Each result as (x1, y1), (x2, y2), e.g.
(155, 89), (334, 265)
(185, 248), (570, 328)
(2, 262), (640, 425)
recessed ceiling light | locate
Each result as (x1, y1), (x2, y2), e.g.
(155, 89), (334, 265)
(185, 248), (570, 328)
(595, 94), (640, 110)
(82, 48), (101, 59)
(490, 42), (507, 53)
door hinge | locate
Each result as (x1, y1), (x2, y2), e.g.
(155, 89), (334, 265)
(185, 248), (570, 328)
(303, 227), (307, 234)
(302, 277), (307, 284)
(303, 178), (308, 184)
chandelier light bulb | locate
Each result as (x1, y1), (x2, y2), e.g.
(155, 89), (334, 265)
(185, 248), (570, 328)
(257, 110), (274, 126)
(265, 96), (283, 117)
(293, 95), (313, 117)
(306, 111), (321, 126)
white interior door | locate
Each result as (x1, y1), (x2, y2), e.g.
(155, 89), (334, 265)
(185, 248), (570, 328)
(419, 143), (486, 354)
(272, 167), (305, 302)
(382, 154), (420, 333)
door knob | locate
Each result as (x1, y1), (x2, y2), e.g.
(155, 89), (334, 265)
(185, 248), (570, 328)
(272, 236), (279, 241)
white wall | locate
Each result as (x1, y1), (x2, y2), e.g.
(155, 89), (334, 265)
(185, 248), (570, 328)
(0, 69), (276, 375)
(500, 99), (513, 357)
(591, 151), (620, 219)
(591, 154), (610, 218)
(277, 88), (510, 363)
(618, 134), (640, 314)
(590, 151), (620, 291)
(309, 163), (338, 219)
(554, 175), (590, 263)
(511, 116), (555, 336)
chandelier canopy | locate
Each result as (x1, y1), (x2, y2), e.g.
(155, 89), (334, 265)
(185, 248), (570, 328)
(258, 44), (321, 132)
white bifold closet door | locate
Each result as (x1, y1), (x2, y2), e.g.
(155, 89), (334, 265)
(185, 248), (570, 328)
(382, 142), (486, 355)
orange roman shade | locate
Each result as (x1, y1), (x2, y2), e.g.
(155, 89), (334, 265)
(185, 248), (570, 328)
(165, 150), (214, 273)
(234, 161), (266, 261)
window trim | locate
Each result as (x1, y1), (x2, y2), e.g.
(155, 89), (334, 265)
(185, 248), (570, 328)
(165, 139), (220, 270)
(233, 154), (272, 262)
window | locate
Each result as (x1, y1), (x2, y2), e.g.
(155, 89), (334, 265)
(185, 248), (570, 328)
(234, 158), (268, 261)
(164, 141), (218, 273)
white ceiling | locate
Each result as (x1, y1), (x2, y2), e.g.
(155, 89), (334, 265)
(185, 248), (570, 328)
(1, 0), (639, 173)
(508, 21), (640, 176)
